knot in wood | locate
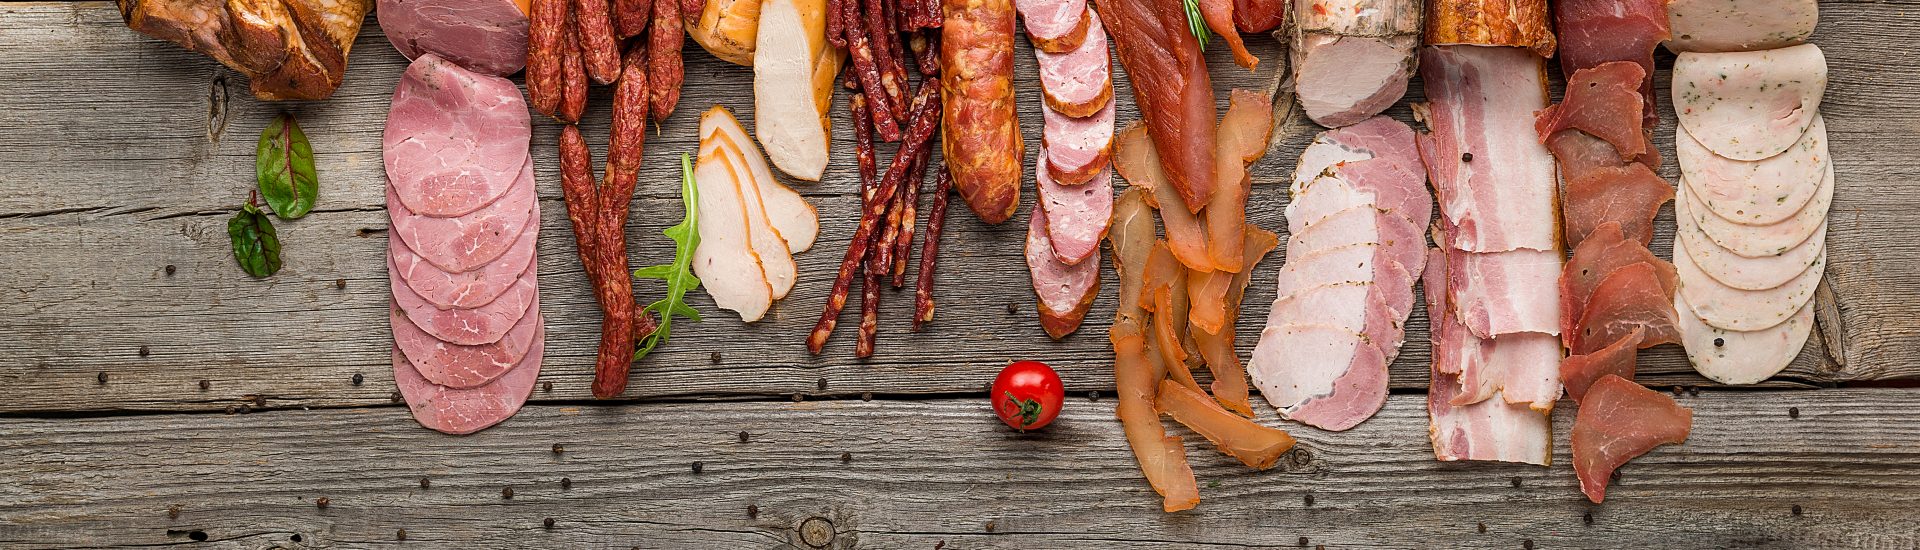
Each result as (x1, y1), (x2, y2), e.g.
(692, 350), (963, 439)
(799, 517), (835, 547)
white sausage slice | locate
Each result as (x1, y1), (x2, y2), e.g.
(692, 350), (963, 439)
(1682, 161), (1831, 258)
(1665, 0), (1817, 54)
(1674, 236), (1822, 331)
(1677, 115), (1827, 226)
(1678, 292), (1812, 385)
(1675, 183), (1825, 291)
(1671, 44), (1826, 160)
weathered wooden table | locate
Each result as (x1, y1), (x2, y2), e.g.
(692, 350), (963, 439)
(4, 1), (1918, 547)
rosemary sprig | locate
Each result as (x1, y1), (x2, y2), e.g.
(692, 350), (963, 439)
(1183, 0), (1210, 51)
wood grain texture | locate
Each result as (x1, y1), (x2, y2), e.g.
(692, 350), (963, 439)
(3, 390), (1918, 548)
(0, 2), (1913, 414)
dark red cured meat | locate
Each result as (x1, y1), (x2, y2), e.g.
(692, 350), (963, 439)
(1232, 0), (1284, 32)
(383, 53), (532, 218)
(390, 299), (542, 390)
(392, 324), (544, 435)
(378, 0), (530, 77)
(387, 158), (537, 274)
(1100, 0), (1216, 213)
(389, 252), (539, 346)
(648, 0), (686, 122)
(1535, 62), (1649, 163)
(1571, 261), (1681, 355)
(615, 0), (651, 38)
(1560, 327), (1641, 402)
(1195, 0), (1256, 69)
(1547, 131), (1672, 248)
(1559, 222), (1676, 344)
(1553, 0), (1668, 130)
(387, 203), (538, 309)
(1572, 374), (1692, 503)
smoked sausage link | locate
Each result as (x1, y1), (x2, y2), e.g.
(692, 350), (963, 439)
(939, 0), (1022, 225)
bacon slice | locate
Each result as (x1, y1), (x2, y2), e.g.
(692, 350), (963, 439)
(1103, 0), (1216, 212)
(1446, 247), (1562, 338)
(1572, 374), (1692, 503)
(1552, 0), (1668, 130)
(1425, 248), (1553, 464)
(1671, 44), (1826, 161)
(1415, 45), (1559, 254)
(1559, 222), (1677, 344)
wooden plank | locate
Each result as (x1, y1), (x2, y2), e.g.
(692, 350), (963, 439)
(3, 389), (1918, 548)
(2, 2), (1914, 412)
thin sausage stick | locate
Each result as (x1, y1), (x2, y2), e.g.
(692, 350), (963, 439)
(891, 139), (931, 286)
(851, 93), (879, 201)
(614, 0), (651, 39)
(558, 15), (589, 124)
(863, 0), (907, 118)
(843, 0), (902, 140)
(912, 168), (953, 331)
(827, 0), (848, 48)
(855, 242), (883, 358)
(648, 0), (686, 122)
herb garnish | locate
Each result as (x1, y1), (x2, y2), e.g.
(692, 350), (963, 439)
(632, 153), (704, 360)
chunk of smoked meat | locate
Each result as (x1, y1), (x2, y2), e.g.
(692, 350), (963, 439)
(1571, 262), (1681, 355)
(1233, 0), (1285, 32)
(1550, 133), (1673, 248)
(1102, 0), (1217, 213)
(1561, 327), (1642, 402)
(1553, 0), (1668, 129)
(1560, 222), (1676, 344)
(1536, 62), (1649, 163)
(1573, 374), (1691, 503)
(1196, 0), (1258, 69)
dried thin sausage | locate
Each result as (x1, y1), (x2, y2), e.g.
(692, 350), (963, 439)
(648, 0), (686, 121)
(558, 16), (590, 123)
(528, 0), (570, 116)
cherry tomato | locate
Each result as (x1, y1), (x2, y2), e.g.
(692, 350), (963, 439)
(991, 361), (1065, 431)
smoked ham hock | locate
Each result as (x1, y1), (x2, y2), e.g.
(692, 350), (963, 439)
(119, 0), (373, 100)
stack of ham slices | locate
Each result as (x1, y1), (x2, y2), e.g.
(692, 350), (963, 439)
(1413, 2), (1563, 465)
(1016, 0), (1116, 338)
(383, 53), (542, 435)
(1670, 33), (1830, 385)
(1249, 116), (1431, 432)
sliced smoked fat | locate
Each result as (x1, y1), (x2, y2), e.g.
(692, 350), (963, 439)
(388, 207), (538, 310)
(1032, 7), (1111, 118)
(1015, 0), (1092, 53)
(1425, 248), (1552, 464)
(1423, 0), (1556, 55)
(1677, 292), (1813, 385)
(1415, 45), (1560, 254)
(383, 53), (532, 218)
(1291, 0), (1420, 128)
(390, 299), (542, 390)
(1664, 0), (1817, 53)
(386, 158), (537, 274)
(1025, 206), (1101, 338)
(1677, 115), (1828, 227)
(377, 0), (531, 76)
(1671, 44), (1826, 161)
(392, 325), (544, 435)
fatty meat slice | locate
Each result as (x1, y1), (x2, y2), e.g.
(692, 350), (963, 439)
(392, 324), (543, 435)
(1033, 8), (1112, 118)
(1570, 262), (1682, 355)
(1025, 206), (1101, 338)
(1682, 162), (1832, 258)
(1560, 222), (1678, 344)
(1677, 115), (1827, 226)
(1286, 174), (1377, 235)
(1677, 291), (1813, 385)
(1426, 248), (1554, 461)
(1416, 46), (1560, 254)
(1249, 323), (1389, 431)
(387, 156), (537, 274)
(383, 53), (532, 217)
(1664, 0), (1817, 53)
(1674, 236), (1823, 331)
(390, 297), (541, 389)
(1042, 96), (1116, 185)
(387, 202), (538, 309)
(1572, 374), (1692, 503)
(1675, 184), (1826, 291)
(1292, 116), (1425, 195)
(1432, 248), (1562, 409)
(389, 252), (537, 346)
(1671, 44), (1826, 161)
(1015, 0), (1091, 52)
(377, 0), (530, 76)
(1330, 158), (1432, 230)
(1035, 150), (1113, 265)
(1446, 247), (1563, 337)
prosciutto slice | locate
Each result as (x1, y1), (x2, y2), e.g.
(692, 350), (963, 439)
(1665, 0), (1817, 53)
(383, 53), (533, 218)
(1535, 62), (1652, 164)
(1677, 292), (1813, 385)
(1426, 249), (1553, 464)
(1676, 115), (1828, 226)
(1571, 374), (1692, 503)
(1416, 45), (1560, 254)
(1026, 206), (1101, 338)
(1553, 0), (1668, 129)
(1560, 327), (1642, 402)
(1552, 133), (1673, 248)
(391, 326), (544, 435)
(1672, 44), (1826, 161)
(1570, 262), (1682, 355)
(1559, 222), (1677, 344)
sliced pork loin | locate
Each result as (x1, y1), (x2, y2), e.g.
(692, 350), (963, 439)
(387, 157), (537, 274)
(388, 206), (538, 310)
(1034, 148), (1113, 265)
(1033, 7), (1112, 118)
(1676, 115), (1828, 227)
(1671, 44), (1826, 161)
(1571, 375), (1692, 503)
(1415, 45), (1560, 254)
(1291, 0), (1419, 128)
(1025, 206), (1101, 338)
(392, 325), (544, 435)
(1041, 96), (1116, 185)
(1664, 0), (1817, 53)
(390, 299), (542, 390)
(390, 253), (538, 346)
(383, 53), (533, 218)
(377, 0), (531, 76)
(1677, 292), (1813, 385)
(1426, 247), (1553, 464)
(1015, 0), (1092, 53)
(1250, 323), (1389, 432)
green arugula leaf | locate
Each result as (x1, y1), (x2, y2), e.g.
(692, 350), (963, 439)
(228, 192), (283, 277)
(633, 153), (705, 360)
(255, 112), (318, 219)
(1184, 0), (1211, 52)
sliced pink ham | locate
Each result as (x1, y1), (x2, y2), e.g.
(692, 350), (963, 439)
(1267, 282), (1407, 364)
(1293, 116), (1425, 194)
(1273, 243), (1415, 319)
(387, 156), (537, 273)
(378, 0), (531, 77)
(383, 53), (532, 217)
(1249, 323), (1389, 431)
(1416, 45), (1560, 254)
(1291, 0), (1420, 128)
(1025, 206), (1100, 338)
(1015, 0), (1090, 53)
(1426, 248), (1552, 464)
(1033, 8), (1111, 118)
(1286, 175), (1377, 234)
(1445, 247), (1563, 338)
(1034, 148), (1113, 265)
(1041, 96), (1116, 185)
(387, 204), (538, 310)
(1289, 205), (1426, 284)
(1572, 374), (1692, 503)
(389, 252), (538, 346)
(392, 325), (544, 435)
(390, 299), (542, 389)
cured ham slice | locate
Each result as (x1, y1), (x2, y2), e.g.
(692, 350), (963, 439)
(1674, 237), (1823, 331)
(388, 207), (538, 310)
(1042, 97), (1116, 185)
(1552, 0), (1668, 129)
(1234, 0), (1286, 32)
(1559, 222), (1677, 343)
(1675, 186), (1826, 291)
(1445, 247), (1562, 337)
(1672, 44), (1827, 161)
(1665, 0), (1817, 53)
(1103, 0), (1216, 213)
(1266, 282), (1406, 364)
(1676, 115), (1827, 226)
(1109, 188), (1156, 319)
(1026, 206), (1101, 338)
(1571, 374), (1692, 503)
(390, 300), (541, 389)
(1035, 154), (1113, 265)
(1250, 323), (1390, 431)
(1426, 249), (1552, 464)
(1570, 262), (1682, 355)
(392, 327), (543, 435)
(383, 53), (532, 218)
(1292, 0), (1419, 127)
(1535, 62), (1652, 163)
(1681, 163), (1832, 258)
(1015, 0), (1092, 53)
(377, 0), (530, 76)
(1677, 292), (1813, 385)
(1423, 0), (1556, 55)
(1441, 328), (1564, 411)
(1286, 175), (1376, 235)
(1416, 45), (1560, 254)
(1553, 136), (1672, 248)
(386, 158), (537, 274)
(389, 254), (537, 346)
(1033, 8), (1112, 118)
(1560, 327), (1642, 402)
